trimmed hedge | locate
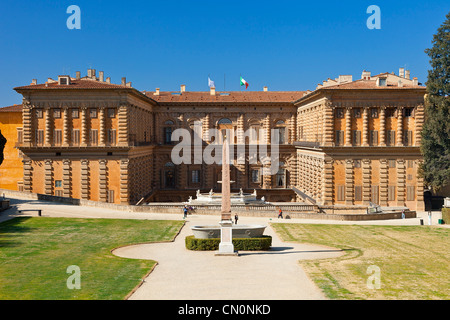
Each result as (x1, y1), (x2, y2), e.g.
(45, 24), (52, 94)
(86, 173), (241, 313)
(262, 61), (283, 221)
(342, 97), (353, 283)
(442, 208), (450, 224)
(185, 235), (272, 251)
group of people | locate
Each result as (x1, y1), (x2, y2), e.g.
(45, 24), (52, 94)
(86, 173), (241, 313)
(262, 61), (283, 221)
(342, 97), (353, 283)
(183, 206), (285, 221)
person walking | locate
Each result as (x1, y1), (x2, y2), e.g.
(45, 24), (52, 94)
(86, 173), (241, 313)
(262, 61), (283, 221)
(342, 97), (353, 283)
(278, 208), (283, 219)
(428, 211), (432, 225)
(183, 206), (188, 219)
(234, 214), (239, 225)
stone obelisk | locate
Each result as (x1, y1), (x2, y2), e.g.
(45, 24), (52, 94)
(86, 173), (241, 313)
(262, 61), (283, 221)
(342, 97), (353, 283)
(217, 134), (236, 255)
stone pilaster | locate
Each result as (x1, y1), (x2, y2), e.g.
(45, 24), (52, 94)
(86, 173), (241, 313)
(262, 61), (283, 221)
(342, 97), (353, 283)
(203, 113), (211, 142)
(379, 159), (388, 206)
(99, 159), (108, 202)
(62, 159), (72, 198)
(345, 159), (354, 205)
(397, 107), (404, 146)
(44, 159), (53, 195)
(362, 107), (369, 146)
(120, 158), (130, 204)
(414, 104), (424, 146)
(362, 159), (371, 205)
(80, 159), (90, 200)
(80, 107), (88, 147)
(397, 159), (406, 206)
(23, 160), (33, 192)
(22, 103), (32, 147)
(289, 113), (296, 144)
(264, 113), (271, 144)
(322, 158), (334, 205)
(323, 102), (334, 146)
(44, 108), (52, 147)
(379, 107), (386, 146)
(345, 107), (352, 146)
(99, 108), (106, 146)
(237, 113), (245, 144)
(118, 105), (129, 146)
(63, 107), (70, 147)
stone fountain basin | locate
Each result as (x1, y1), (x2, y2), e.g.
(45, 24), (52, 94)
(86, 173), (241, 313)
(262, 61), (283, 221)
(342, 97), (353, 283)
(191, 225), (267, 239)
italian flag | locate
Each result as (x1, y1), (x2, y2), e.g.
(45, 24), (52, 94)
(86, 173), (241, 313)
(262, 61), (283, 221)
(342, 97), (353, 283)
(240, 76), (249, 89)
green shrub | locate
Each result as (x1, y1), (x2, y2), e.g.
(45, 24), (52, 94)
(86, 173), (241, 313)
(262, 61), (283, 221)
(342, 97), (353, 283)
(442, 208), (450, 224)
(185, 235), (272, 251)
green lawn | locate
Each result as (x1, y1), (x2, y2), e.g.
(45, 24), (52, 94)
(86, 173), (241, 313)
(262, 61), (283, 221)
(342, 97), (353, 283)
(0, 217), (184, 300)
(272, 223), (450, 300)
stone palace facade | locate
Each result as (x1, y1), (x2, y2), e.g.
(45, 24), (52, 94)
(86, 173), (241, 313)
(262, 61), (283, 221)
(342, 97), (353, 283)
(0, 68), (426, 211)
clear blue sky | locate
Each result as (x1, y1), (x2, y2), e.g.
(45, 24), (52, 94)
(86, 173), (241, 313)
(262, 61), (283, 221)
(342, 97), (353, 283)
(0, 0), (449, 106)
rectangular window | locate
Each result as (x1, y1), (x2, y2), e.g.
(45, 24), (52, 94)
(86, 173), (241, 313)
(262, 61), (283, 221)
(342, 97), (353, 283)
(251, 169), (260, 183)
(335, 130), (344, 146)
(404, 108), (413, 117)
(108, 129), (116, 145)
(53, 108), (61, 119)
(386, 130), (396, 146)
(407, 160), (414, 168)
(371, 185), (379, 204)
(55, 180), (62, 188)
(71, 109), (79, 119)
(36, 109), (43, 119)
(164, 127), (173, 144)
(107, 190), (115, 203)
(353, 108), (362, 118)
(17, 128), (23, 144)
(277, 127), (286, 144)
(403, 130), (413, 146)
(53, 129), (62, 146)
(354, 160), (361, 168)
(90, 108), (98, 118)
(55, 190), (63, 197)
(388, 159), (396, 168)
(406, 186), (415, 201)
(89, 129), (98, 145)
(72, 129), (80, 145)
(35, 129), (44, 145)
(370, 108), (379, 118)
(337, 185), (345, 202)
(388, 186), (396, 201)
(335, 108), (344, 118)
(191, 170), (200, 183)
(352, 130), (361, 146)
(107, 108), (116, 118)
(386, 109), (396, 118)
(370, 130), (378, 146)
(354, 185), (362, 201)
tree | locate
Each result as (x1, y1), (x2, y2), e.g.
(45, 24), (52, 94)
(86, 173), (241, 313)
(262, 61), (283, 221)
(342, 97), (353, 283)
(0, 130), (6, 167)
(420, 11), (450, 193)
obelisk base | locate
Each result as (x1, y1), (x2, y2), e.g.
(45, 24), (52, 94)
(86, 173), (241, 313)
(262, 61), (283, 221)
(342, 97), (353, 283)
(215, 220), (238, 256)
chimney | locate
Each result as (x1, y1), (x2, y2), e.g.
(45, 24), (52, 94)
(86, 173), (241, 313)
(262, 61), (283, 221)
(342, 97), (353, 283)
(399, 67), (405, 78)
(263, 86), (268, 92)
(154, 88), (160, 96)
(99, 71), (104, 82)
(412, 77), (418, 86)
(87, 69), (93, 78)
(121, 77), (126, 86)
(181, 84), (186, 93)
(361, 70), (371, 80)
(92, 69), (96, 79)
(405, 70), (410, 80)
(210, 86), (216, 96)
(106, 77), (111, 84)
(31, 79), (37, 85)
(126, 82), (132, 87)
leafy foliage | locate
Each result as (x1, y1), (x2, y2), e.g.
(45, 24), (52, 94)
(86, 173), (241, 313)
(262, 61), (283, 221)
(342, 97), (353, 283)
(0, 130), (6, 167)
(420, 11), (450, 192)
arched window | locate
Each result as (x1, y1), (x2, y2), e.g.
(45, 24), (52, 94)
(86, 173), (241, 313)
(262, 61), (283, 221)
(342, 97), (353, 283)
(276, 161), (286, 188)
(249, 121), (261, 144)
(163, 120), (175, 144)
(218, 118), (232, 125)
(164, 162), (175, 188)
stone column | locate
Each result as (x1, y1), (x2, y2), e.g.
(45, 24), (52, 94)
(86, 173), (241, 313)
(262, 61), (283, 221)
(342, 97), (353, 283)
(44, 159), (53, 195)
(379, 107), (386, 146)
(120, 159), (130, 204)
(345, 107), (352, 146)
(289, 113), (296, 144)
(362, 159), (371, 205)
(397, 159), (406, 206)
(63, 107), (70, 147)
(62, 159), (72, 198)
(80, 107), (88, 147)
(396, 107), (404, 146)
(44, 108), (52, 147)
(237, 113), (245, 144)
(362, 107), (369, 146)
(379, 159), (388, 206)
(80, 159), (90, 200)
(345, 159), (354, 205)
(99, 108), (106, 146)
(264, 113), (271, 144)
(99, 159), (108, 202)
(221, 136), (231, 221)
(203, 113), (210, 142)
